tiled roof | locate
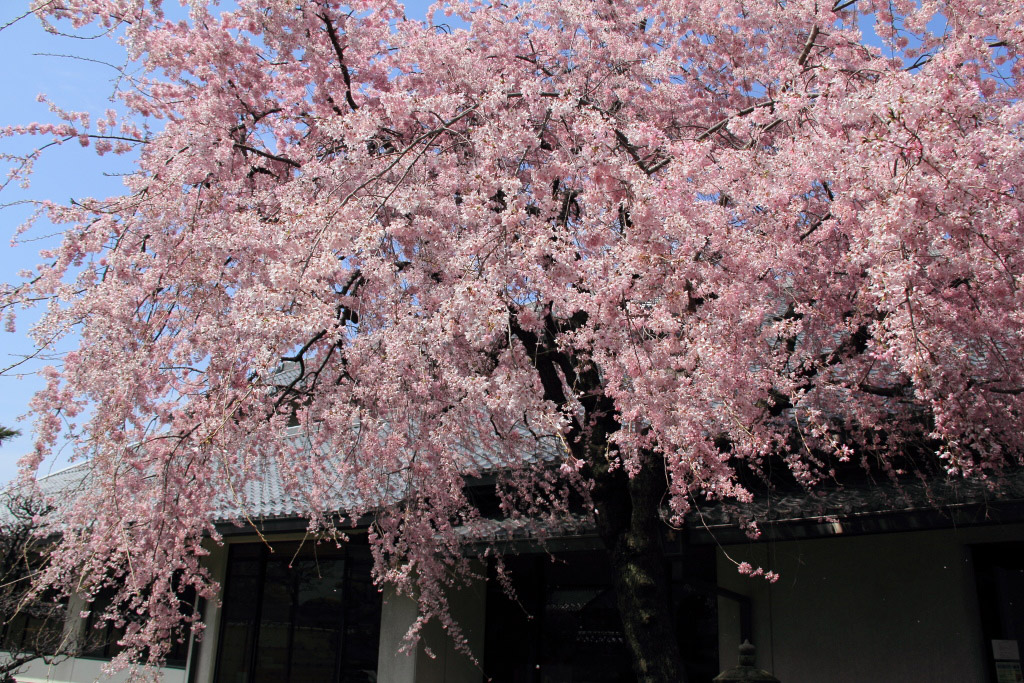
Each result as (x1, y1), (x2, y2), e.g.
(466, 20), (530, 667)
(20, 448), (397, 527)
(0, 462), (96, 525)
(685, 467), (1024, 543)
(19, 424), (563, 528)
(18, 433), (1024, 541)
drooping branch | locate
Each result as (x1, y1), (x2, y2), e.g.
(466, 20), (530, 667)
(507, 305), (686, 682)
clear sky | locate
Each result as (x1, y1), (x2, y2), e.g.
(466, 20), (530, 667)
(0, 7), (136, 482)
(0, 1), (437, 483)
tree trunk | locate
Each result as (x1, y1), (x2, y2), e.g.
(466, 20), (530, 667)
(509, 310), (687, 681)
(590, 448), (688, 683)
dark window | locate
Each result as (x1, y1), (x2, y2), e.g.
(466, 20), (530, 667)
(81, 586), (126, 660)
(483, 548), (718, 683)
(82, 580), (195, 667)
(213, 540), (381, 683)
(2, 589), (67, 656)
(974, 543), (1024, 683)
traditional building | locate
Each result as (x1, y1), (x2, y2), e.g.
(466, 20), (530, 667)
(6, 461), (1024, 683)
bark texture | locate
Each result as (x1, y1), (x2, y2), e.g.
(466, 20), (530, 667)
(513, 309), (687, 683)
(591, 451), (686, 683)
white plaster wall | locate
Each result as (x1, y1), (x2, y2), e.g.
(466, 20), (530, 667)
(717, 524), (1024, 683)
(376, 570), (487, 683)
(376, 587), (420, 683)
(412, 575), (487, 683)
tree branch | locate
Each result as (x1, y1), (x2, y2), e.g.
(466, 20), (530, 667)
(800, 211), (832, 241)
(798, 25), (821, 67)
(697, 100), (777, 142)
(233, 143), (300, 168)
(989, 386), (1024, 395)
(858, 381), (911, 398)
(613, 129), (671, 176)
(319, 11), (359, 112)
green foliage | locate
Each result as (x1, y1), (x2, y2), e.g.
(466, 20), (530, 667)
(0, 426), (19, 446)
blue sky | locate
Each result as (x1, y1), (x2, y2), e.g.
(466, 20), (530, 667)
(0, 8), (136, 482)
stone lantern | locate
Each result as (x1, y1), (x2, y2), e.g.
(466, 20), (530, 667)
(713, 641), (781, 682)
